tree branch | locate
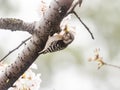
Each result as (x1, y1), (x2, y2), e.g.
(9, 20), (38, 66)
(0, 37), (31, 62)
(72, 11), (94, 39)
(104, 62), (120, 69)
(0, 18), (35, 34)
(67, 0), (82, 14)
(0, 0), (76, 89)
(67, 0), (94, 39)
(89, 48), (120, 70)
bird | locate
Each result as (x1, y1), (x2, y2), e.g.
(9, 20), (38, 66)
(39, 25), (75, 54)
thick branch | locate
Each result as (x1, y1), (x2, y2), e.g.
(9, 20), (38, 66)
(0, 0), (75, 89)
(0, 18), (35, 34)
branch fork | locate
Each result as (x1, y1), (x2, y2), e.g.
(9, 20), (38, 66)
(0, 0), (77, 89)
(0, 0), (94, 89)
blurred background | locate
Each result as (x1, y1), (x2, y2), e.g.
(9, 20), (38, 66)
(0, 0), (120, 90)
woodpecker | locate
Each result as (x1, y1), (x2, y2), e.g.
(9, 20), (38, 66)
(39, 25), (75, 54)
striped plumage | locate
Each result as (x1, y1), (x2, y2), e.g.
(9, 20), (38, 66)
(39, 25), (75, 54)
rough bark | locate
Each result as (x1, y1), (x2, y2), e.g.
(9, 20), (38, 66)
(0, 18), (35, 34)
(0, 0), (76, 89)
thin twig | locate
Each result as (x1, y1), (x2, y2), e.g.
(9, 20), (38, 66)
(66, 0), (94, 39)
(0, 37), (31, 62)
(104, 62), (120, 69)
(73, 11), (94, 39)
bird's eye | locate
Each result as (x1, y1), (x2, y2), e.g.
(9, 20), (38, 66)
(66, 33), (70, 37)
(63, 33), (70, 40)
